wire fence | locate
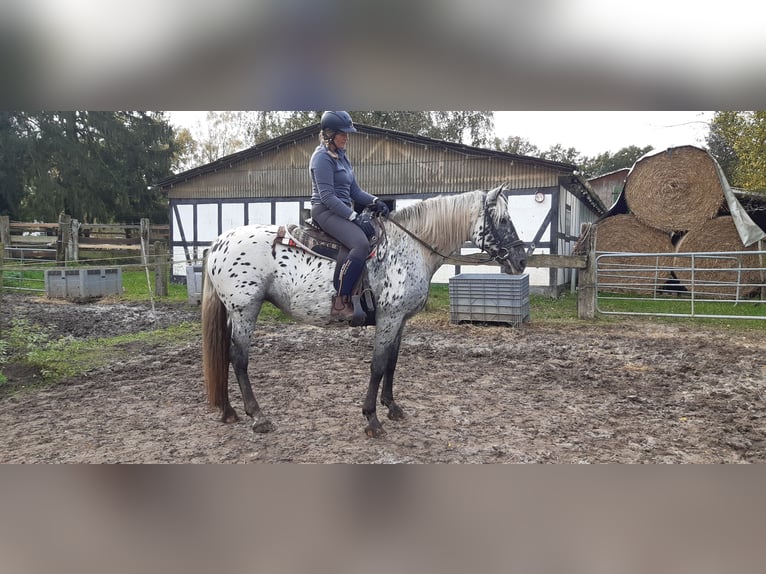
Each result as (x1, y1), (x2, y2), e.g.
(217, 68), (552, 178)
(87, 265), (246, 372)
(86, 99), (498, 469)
(596, 250), (766, 320)
(0, 247), (194, 296)
(7, 240), (766, 324)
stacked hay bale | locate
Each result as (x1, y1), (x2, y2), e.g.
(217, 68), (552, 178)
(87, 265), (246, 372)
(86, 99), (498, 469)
(674, 217), (761, 298)
(625, 145), (723, 233)
(593, 145), (760, 298)
(594, 214), (674, 294)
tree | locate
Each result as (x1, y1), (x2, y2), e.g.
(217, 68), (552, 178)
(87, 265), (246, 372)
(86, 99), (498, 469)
(0, 112), (29, 219)
(185, 111), (249, 167)
(491, 135), (541, 156)
(491, 135), (591, 170)
(171, 127), (198, 173)
(171, 111), (314, 171)
(579, 145), (654, 178)
(15, 111), (176, 223)
(707, 111), (766, 191)
(539, 144), (582, 166)
(242, 111), (321, 145)
(350, 111), (495, 146)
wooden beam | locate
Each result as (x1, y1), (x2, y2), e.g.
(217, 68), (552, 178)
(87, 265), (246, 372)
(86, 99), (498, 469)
(443, 252), (586, 269)
(78, 237), (140, 246)
(528, 253), (587, 269)
(9, 222), (59, 232)
(9, 236), (57, 247)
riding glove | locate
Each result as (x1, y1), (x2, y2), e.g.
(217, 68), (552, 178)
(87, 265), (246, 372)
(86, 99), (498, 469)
(368, 198), (390, 218)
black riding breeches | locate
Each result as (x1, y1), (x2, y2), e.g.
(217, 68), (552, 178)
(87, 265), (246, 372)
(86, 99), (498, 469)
(311, 204), (371, 262)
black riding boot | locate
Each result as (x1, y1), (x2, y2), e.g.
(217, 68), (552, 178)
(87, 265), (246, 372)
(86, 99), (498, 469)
(332, 256), (366, 326)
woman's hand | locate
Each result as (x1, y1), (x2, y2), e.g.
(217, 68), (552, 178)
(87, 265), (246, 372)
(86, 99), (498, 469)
(368, 198), (389, 218)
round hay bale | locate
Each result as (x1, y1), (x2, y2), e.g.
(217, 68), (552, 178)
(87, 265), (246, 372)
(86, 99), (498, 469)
(595, 214), (675, 294)
(674, 216), (762, 299)
(625, 146), (724, 232)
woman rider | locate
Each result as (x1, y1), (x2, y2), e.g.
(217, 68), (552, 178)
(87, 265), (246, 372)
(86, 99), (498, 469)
(309, 111), (389, 323)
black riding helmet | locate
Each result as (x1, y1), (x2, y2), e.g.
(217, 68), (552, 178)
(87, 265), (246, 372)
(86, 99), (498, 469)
(321, 111), (357, 133)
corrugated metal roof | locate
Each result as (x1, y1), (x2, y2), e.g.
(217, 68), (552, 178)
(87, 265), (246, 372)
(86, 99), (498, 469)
(156, 122), (576, 191)
(155, 123), (608, 214)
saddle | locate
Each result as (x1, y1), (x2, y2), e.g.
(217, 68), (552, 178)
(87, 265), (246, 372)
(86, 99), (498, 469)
(272, 219), (382, 325)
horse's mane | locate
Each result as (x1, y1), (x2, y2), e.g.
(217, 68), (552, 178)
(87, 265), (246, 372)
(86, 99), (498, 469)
(389, 190), (492, 253)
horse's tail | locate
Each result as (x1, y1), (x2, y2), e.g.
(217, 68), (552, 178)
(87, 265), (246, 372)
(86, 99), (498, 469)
(201, 259), (230, 412)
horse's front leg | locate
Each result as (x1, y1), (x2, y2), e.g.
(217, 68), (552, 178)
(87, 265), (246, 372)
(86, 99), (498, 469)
(363, 358), (385, 437)
(363, 320), (406, 437)
(380, 324), (406, 422)
(230, 317), (274, 433)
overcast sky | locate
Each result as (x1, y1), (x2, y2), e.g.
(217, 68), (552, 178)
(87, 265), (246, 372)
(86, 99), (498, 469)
(169, 111), (715, 158)
(493, 111), (713, 157)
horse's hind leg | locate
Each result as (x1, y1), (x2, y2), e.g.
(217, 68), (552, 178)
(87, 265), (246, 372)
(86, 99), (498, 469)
(230, 316), (274, 433)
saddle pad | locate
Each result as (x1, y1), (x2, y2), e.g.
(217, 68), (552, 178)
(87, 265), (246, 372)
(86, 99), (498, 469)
(273, 224), (341, 260)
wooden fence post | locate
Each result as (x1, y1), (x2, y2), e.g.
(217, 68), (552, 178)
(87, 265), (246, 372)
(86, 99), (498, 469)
(154, 241), (168, 297)
(57, 213), (71, 264)
(577, 223), (597, 319)
(0, 215), (10, 247)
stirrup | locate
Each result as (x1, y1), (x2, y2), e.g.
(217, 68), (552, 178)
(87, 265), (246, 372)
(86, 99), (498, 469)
(331, 295), (365, 326)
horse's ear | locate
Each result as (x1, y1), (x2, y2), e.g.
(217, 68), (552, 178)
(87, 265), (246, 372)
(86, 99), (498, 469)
(486, 183), (507, 208)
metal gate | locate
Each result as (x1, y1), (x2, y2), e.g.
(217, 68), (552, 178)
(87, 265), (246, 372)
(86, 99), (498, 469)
(1, 246), (51, 294)
(595, 250), (766, 320)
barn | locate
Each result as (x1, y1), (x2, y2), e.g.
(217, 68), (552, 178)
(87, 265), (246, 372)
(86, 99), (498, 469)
(155, 123), (606, 295)
(587, 168), (630, 210)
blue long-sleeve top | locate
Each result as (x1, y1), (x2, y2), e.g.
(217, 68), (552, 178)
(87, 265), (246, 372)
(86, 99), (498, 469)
(309, 144), (376, 219)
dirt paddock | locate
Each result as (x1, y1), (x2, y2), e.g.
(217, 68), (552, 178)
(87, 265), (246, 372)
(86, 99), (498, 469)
(1, 293), (765, 463)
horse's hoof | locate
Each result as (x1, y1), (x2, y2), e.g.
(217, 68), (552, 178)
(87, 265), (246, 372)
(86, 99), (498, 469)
(221, 407), (239, 423)
(365, 424), (386, 438)
(387, 404), (405, 421)
(252, 419), (275, 433)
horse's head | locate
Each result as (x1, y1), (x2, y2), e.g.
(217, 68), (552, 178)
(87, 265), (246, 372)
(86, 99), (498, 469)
(476, 184), (527, 275)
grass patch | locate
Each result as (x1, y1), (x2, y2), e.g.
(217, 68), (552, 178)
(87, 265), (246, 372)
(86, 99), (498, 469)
(596, 291), (766, 331)
(528, 292), (580, 322)
(0, 318), (200, 393)
(420, 283), (580, 325)
(120, 268), (188, 302)
(27, 322), (199, 383)
(424, 283), (451, 313)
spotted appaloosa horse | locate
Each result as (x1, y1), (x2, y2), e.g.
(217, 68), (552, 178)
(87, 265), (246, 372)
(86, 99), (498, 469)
(201, 184), (527, 437)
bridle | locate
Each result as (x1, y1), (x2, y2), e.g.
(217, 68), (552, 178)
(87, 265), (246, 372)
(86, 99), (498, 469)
(479, 194), (527, 264)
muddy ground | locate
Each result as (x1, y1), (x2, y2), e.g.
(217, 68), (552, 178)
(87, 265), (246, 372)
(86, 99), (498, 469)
(1, 292), (765, 463)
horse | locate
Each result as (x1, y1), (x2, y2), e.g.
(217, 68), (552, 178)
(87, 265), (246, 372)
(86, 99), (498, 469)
(201, 183), (528, 437)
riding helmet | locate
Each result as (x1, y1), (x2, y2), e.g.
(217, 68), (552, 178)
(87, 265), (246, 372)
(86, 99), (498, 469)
(321, 111), (357, 133)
